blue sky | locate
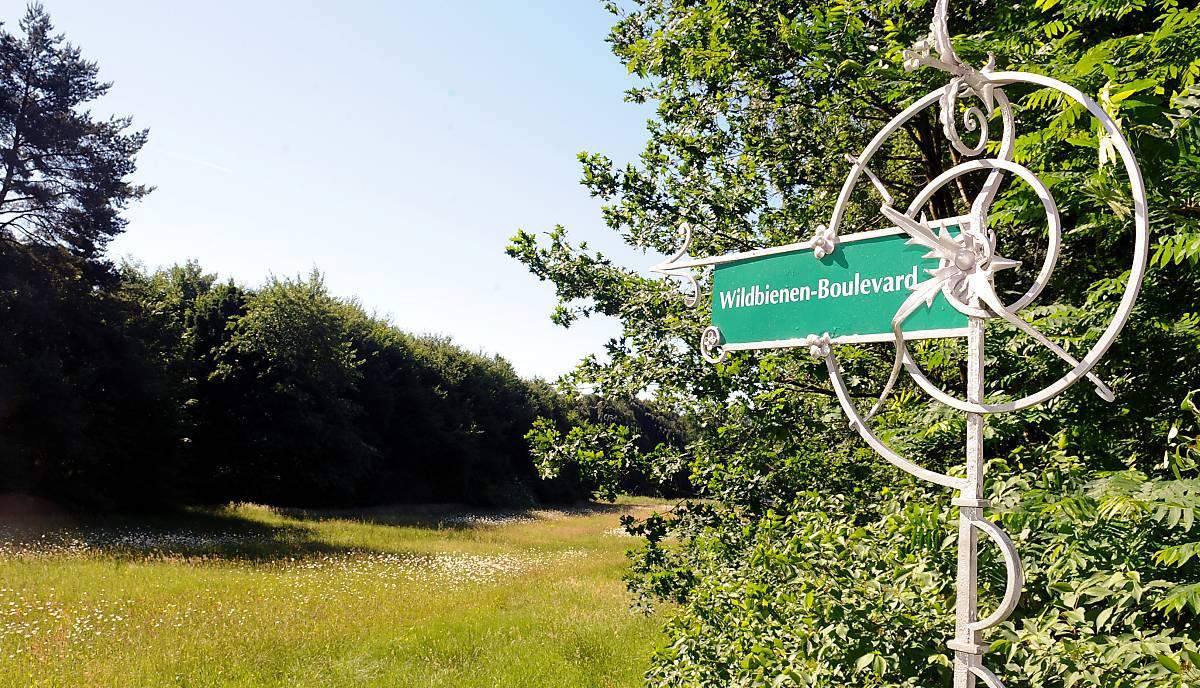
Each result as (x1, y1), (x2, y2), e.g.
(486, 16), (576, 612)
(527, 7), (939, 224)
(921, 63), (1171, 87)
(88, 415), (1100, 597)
(4, 1), (656, 380)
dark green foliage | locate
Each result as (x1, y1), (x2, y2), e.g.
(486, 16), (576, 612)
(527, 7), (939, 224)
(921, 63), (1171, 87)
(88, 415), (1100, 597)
(4, 249), (614, 510)
(0, 245), (180, 510)
(0, 5), (179, 511)
(202, 273), (372, 505)
(1, 249), (640, 509)
(119, 264), (615, 509)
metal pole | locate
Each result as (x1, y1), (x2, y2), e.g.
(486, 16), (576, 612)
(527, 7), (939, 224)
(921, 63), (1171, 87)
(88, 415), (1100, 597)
(950, 314), (986, 687)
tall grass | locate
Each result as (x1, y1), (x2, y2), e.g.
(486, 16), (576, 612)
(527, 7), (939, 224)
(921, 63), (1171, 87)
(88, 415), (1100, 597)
(0, 500), (666, 687)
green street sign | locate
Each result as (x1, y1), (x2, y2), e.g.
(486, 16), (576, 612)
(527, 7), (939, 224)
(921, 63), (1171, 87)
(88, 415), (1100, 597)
(710, 225), (968, 351)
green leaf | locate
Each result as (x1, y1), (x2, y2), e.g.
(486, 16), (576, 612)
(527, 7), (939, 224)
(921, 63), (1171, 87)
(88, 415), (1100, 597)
(855, 653), (876, 672)
(1157, 654), (1182, 673)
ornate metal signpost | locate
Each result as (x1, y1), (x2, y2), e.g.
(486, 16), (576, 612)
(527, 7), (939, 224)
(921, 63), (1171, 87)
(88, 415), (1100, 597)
(651, 2), (1149, 686)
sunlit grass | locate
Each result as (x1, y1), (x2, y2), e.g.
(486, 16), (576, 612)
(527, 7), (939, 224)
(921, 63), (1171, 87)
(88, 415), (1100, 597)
(0, 500), (671, 687)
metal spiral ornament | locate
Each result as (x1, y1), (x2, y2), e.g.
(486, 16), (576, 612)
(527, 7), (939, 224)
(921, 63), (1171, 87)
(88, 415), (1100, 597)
(656, 222), (702, 309)
(652, 1), (1149, 686)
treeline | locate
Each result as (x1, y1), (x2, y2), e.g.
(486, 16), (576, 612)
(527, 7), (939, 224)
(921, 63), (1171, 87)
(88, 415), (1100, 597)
(0, 242), (688, 511)
(0, 6), (688, 512)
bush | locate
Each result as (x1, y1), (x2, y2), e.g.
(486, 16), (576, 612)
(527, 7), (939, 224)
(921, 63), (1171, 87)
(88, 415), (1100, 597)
(633, 455), (1200, 687)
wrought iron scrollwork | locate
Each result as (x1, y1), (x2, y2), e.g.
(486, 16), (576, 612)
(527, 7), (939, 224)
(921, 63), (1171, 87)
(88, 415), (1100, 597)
(815, 1), (1148, 686)
(653, 222), (703, 309)
(657, 0), (1150, 685)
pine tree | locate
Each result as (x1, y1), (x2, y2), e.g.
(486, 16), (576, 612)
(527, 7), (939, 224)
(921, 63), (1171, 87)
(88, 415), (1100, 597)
(0, 3), (149, 260)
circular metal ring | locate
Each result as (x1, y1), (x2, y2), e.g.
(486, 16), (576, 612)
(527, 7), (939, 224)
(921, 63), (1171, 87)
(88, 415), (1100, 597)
(827, 73), (1147, 415)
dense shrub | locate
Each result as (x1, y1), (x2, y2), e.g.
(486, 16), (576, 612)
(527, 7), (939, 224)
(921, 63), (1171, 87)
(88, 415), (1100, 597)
(631, 456), (1200, 687)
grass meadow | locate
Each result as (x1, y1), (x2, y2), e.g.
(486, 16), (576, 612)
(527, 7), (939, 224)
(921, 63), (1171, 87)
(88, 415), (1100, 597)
(0, 498), (667, 687)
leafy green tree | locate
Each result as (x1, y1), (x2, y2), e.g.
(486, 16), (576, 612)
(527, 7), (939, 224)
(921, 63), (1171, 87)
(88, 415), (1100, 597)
(0, 244), (181, 510)
(121, 261), (249, 500)
(509, 0), (1200, 684)
(394, 333), (594, 506)
(527, 395), (693, 501)
(202, 271), (373, 506)
(0, 4), (149, 260)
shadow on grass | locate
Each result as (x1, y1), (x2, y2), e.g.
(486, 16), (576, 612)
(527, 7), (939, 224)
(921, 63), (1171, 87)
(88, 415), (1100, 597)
(0, 504), (367, 562)
(0, 497), (663, 562)
(276, 501), (634, 531)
